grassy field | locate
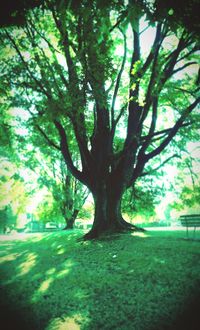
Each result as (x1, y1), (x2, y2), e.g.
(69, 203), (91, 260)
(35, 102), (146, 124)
(0, 228), (200, 330)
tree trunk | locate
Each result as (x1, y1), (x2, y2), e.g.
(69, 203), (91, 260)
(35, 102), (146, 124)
(62, 209), (79, 230)
(84, 182), (143, 240)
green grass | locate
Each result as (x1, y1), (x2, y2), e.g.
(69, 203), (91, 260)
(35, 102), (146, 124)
(0, 229), (200, 330)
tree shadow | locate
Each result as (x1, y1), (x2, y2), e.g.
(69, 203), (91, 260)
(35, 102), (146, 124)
(0, 230), (200, 329)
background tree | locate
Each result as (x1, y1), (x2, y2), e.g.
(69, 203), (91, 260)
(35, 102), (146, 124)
(0, 154), (31, 229)
(32, 150), (89, 229)
(0, 205), (16, 233)
(173, 185), (200, 211)
(0, 85), (89, 230)
(170, 147), (200, 213)
(0, 0), (199, 239)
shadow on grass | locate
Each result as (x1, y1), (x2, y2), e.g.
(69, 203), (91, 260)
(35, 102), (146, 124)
(0, 229), (200, 329)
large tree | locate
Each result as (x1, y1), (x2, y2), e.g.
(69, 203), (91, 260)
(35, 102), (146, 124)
(0, 0), (199, 238)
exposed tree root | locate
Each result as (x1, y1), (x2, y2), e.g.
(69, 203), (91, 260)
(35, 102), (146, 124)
(80, 217), (145, 241)
(119, 216), (146, 232)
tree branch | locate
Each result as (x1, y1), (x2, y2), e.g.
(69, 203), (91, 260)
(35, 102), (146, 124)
(71, 116), (92, 173)
(139, 97), (158, 154)
(158, 33), (189, 90)
(141, 121), (195, 143)
(124, 17), (141, 146)
(172, 61), (197, 75)
(145, 97), (200, 161)
(138, 22), (163, 79)
(172, 86), (199, 97)
(28, 17), (69, 89)
(139, 27), (163, 125)
(54, 120), (87, 184)
(109, 9), (128, 33)
(4, 30), (50, 98)
(111, 27), (127, 127)
(177, 44), (199, 63)
(35, 124), (61, 151)
(129, 103), (198, 187)
(141, 154), (181, 177)
(50, 6), (91, 172)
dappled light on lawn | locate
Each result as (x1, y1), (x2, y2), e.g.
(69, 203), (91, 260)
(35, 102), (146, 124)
(16, 252), (37, 276)
(38, 278), (54, 294)
(131, 231), (150, 238)
(46, 267), (56, 276)
(31, 257), (74, 302)
(56, 268), (70, 279)
(0, 252), (20, 264)
(46, 313), (88, 330)
(56, 245), (66, 255)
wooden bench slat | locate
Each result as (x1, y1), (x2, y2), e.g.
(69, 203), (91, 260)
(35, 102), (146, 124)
(179, 214), (200, 227)
(179, 215), (200, 218)
(181, 223), (200, 227)
(181, 219), (200, 222)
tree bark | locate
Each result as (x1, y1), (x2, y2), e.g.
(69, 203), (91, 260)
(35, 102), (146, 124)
(62, 209), (79, 230)
(84, 181), (143, 240)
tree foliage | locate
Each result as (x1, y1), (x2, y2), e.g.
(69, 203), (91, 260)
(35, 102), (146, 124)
(122, 178), (162, 220)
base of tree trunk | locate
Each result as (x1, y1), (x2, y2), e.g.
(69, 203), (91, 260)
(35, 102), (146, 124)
(82, 218), (145, 240)
(62, 225), (74, 230)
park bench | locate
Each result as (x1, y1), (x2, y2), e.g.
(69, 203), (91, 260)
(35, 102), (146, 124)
(179, 214), (200, 239)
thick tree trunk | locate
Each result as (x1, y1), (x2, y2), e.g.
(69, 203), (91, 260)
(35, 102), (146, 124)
(84, 183), (143, 240)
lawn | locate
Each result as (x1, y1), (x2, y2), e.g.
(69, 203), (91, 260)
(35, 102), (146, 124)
(0, 228), (200, 330)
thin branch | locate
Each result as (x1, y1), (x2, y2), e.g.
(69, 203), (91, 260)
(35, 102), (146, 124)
(28, 15), (62, 54)
(9, 80), (43, 95)
(172, 86), (199, 97)
(71, 116), (92, 172)
(141, 121), (195, 142)
(28, 15), (69, 89)
(134, 22), (163, 84)
(35, 124), (61, 150)
(145, 97), (200, 161)
(110, 102), (128, 149)
(51, 5), (78, 85)
(172, 61), (197, 75)
(4, 30), (50, 98)
(109, 9), (128, 33)
(142, 23), (163, 72)
(140, 34), (195, 130)
(139, 97), (158, 154)
(141, 154), (181, 176)
(114, 103), (128, 127)
(129, 108), (198, 187)
(185, 158), (196, 188)
(140, 48), (160, 124)
(25, 19), (62, 92)
(111, 27), (127, 127)
(158, 33), (190, 89)
(177, 44), (199, 63)
(139, 25), (149, 35)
